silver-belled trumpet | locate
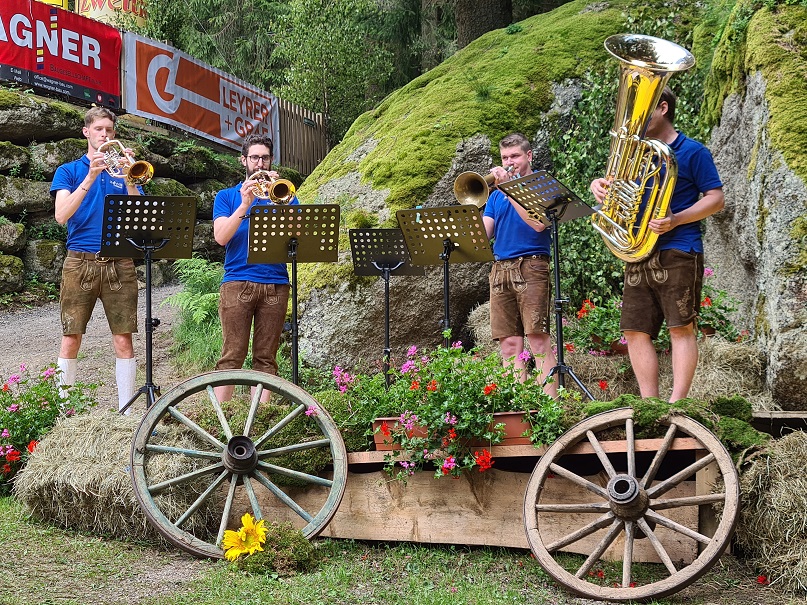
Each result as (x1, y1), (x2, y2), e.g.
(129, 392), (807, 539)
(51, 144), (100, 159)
(250, 170), (296, 204)
(453, 166), (514, 207)
(97, 140), (154, 185)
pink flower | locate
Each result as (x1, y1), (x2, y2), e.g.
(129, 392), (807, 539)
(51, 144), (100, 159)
(407, 345), (418, 357)
(18, 363), (27, 373)
(451, 341), (462, 349)
(401, 360), (417, 374)
(305, 405), (319, 417)
(41, 367), (56, 379)
(518, 349), (532, 363)
(1, 429), (9, 438)
(444, 412), (457, 425)
(441, 456), (456, 474)
(6, 404), (19, 413)
(7, 374), (20, 385)
(704, 266), (714, 278)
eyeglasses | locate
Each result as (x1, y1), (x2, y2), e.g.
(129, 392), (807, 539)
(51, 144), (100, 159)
(247, 155), (272, 164)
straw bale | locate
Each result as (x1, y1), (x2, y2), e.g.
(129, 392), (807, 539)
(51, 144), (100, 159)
(735, 431), (807, 593)
(14, 409), (220, 546)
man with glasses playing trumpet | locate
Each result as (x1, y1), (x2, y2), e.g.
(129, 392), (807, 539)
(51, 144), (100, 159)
(211, 133), (297, 402)
(51, 106), (143, 412)
(482, 132), (557, 396)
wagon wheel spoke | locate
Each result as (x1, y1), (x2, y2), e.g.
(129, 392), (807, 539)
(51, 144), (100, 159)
(523, 408), (740, 602)
(645, 509), (712, 545)
(622, 520), (634, 588)
(252, 469), (313, 522)
(546, 512), (615, 552)
(650, 493), (726, 510)
(576, 518), (624, 579)
(586, 429), (617, 479)
(645, 453), (716, 499)
(636, 517), (677, 574)
(205, 385), (234, 441)
(640, 423), (677, 488)
(130, 370), (348, 559)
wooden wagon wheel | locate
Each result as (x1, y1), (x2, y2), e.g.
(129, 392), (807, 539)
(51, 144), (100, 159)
(523, 407), (739, 602)
(130, 370), (348, 559)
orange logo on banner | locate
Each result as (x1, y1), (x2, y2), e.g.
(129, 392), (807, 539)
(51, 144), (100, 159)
(126, 35), (278, 151)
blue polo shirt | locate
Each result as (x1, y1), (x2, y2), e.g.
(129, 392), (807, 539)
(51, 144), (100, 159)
(483, 187), (551, 260)
(656, 133), (723, 253)
(50, 155), (140, 253)
(212, 184), (296, 284)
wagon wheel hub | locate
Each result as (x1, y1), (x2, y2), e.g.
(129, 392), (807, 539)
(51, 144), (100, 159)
(606, 474), (648, 521)
(223, 435), (258, 474)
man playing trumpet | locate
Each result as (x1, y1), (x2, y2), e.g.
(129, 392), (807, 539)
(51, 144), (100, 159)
(211, 133), (297, 402)
(483, 132), (557, 396)
(51, 107), (143, 412)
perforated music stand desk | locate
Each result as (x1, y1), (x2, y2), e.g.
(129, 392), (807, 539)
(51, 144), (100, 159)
(396, 206), (493, 347)
(247, 204), (340, 385)
(498, 171), (595, 399)
(349, 228), (424, 385)
(101, 195), (197, 412)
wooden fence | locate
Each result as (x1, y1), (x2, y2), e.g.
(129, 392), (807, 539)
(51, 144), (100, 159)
(278, 98), (328, 176)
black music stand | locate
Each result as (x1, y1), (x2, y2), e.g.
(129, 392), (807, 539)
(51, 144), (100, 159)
(396, 206), (493, 348)
(349, 228), (425, 387)
(100, 195), (197, 412)
(247, 204), (340, 385)
(498, 171), (595, 399)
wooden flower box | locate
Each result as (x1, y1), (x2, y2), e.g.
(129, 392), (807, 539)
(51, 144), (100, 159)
(235, 436), (711, 564)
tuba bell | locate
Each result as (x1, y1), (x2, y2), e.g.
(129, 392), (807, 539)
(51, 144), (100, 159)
(590, 34), (695, 263)
(250, 170), (296, 204)
(97, 140), (154, 185)
(453, 166), (513, 208)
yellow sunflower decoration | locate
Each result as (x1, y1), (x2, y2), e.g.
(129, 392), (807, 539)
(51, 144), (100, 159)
(222, 513), (268, 561)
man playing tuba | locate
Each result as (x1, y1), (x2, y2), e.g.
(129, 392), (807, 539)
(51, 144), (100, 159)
(590, 86), (724, 402)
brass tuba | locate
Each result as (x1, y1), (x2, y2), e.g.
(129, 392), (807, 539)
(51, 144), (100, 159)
(97, 140), (154, 185)
(590, 34), (695, 262)
(250, 170), (296, 204)
(453, 166), (513, 207)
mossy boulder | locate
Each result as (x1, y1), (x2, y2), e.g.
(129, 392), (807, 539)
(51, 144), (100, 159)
(0, 222), (26, 254)
(0, 142), (30, 175)
(0, 254), (25, 294)
(0, 92), (83, 145)
(22, 239), (66, 284)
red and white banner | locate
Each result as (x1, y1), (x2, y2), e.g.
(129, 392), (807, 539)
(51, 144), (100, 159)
(123, 34), (280, 155)
(0, 0), (121, 107)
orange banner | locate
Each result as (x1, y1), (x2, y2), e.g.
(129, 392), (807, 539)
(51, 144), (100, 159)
(123, 34), (279, 154)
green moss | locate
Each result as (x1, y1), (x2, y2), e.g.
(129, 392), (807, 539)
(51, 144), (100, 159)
(143, 179), (192, 197)
(0, 89), (21, 110)
(716, 416), (770, 450)
(783, 214), (807, 275)
(230, 522), (319, 577)
(711, 394), (753, 422)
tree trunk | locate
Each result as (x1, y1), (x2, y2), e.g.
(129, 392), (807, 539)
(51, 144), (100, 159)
(455, 0), (512, 49)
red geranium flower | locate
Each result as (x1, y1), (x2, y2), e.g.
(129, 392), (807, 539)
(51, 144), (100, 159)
(380, 421), (391, 438)
(483, 383), (497, 396)
(701, 296), (712, 307)
(426, 379), (438, 392)
(565, 342), (575, 352)
(756, 575), (768, 585)
(474, 449), (494, 472)
(577, 299), (595, 319)
(1, 463), (10, 474)
(409, 380), (420, 391)
(598, 380), (608, 390)
(27, 440), (38, 454)
(6, 450), (21, 462)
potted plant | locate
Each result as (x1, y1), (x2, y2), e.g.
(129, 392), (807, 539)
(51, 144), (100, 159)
(334, 332), (565, 481)
(568, 297), (627, 354)
(699, 267), (742, 341)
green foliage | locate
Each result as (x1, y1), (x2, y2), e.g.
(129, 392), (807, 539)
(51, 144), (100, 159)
(700, 267), (743, 341)
(231, 522), (319, 577)
(26, 220), (67, 242)
(163, 256), (224, 371)
(272, 0), (394, 145)
(0, 364), (97, 494)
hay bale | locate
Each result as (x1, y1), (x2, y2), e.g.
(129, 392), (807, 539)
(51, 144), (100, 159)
(735, 431), (807, 593)
(466, 302), (498, 357)
(14, 409), (220, 545)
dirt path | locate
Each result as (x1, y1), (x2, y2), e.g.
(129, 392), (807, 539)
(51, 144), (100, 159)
(0, 283), (189, 413)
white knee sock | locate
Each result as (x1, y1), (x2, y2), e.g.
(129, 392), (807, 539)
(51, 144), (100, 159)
(116, 357), (137, 413)
(57, 357), (77, 401)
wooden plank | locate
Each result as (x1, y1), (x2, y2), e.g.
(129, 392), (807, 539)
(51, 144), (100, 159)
(751, 410), (807, 437)
(235, 468), (698, 564)
(347, 437), (704, 465)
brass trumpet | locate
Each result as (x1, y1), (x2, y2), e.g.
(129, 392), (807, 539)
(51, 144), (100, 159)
(250, 170), (296, 204)
(97, 140), (154, 185)
(453, 166), (514, 207)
